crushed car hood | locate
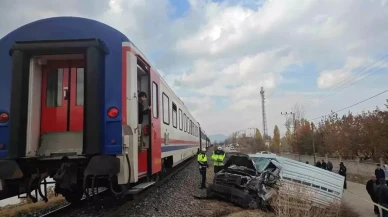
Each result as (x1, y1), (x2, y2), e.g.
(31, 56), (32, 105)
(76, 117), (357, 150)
(223, 154), (257, 171)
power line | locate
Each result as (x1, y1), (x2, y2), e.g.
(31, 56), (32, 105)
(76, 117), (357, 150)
(298, 54), (388, 108)
(302, 60), (388, 108)
(303, 60), (388, 107)
(302, 55), (388, 104)
(304, 65), (388, 108)
(311, 89), (388, 121)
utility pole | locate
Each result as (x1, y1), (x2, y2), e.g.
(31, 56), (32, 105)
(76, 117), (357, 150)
(311, 123), (316, 165)
(260, 87), (269, 147)
(281, 111), (300, 161)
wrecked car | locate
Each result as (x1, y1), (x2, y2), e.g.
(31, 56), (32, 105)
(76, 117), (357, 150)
(207, 153), (345, 209)
(207, 153), (282, 209)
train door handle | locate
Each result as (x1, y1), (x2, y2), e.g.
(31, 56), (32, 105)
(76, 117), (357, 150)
(63, 87), (69, 100)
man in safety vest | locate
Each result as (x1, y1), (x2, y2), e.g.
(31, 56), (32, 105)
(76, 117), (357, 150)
(197, 148), (208, 189)
(211, 146), (226, 174)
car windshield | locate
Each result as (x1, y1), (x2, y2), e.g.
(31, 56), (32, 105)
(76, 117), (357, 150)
(250, 157), (273, 173)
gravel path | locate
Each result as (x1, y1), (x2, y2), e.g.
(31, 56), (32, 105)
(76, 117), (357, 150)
(117, 159), (208, 217)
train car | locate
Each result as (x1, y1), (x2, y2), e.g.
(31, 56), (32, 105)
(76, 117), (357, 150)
(199, 128), (207, 150)
(0, 17), (206, 203)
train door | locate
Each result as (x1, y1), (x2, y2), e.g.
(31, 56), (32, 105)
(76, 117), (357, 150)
(39, 60), (84, 156)
(150, 69), (161, 175)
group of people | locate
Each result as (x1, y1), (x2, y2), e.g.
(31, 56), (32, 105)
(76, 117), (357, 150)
(366, 164), (388, 216)
(197, 146), (226, 189)
(315, 159), (334, 171)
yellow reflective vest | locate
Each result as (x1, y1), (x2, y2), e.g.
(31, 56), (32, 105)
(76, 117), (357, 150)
(197, 153), (208, 168)
(211, 151), (225, 166)
(197, 153), (207, 163)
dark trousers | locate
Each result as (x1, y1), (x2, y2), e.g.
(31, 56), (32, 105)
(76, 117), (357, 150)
(199, 167), (207, 188)
(369, 195), (380, 214)
(381, 204), (388, 217)
(214, 166), (223, 174)
(343, 176), (347, 189)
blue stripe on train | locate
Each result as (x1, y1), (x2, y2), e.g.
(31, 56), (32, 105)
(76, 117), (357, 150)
(161, 145), (199, 152)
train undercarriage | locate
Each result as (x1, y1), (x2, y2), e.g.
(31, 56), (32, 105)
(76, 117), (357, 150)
(0, 154), (170, 204)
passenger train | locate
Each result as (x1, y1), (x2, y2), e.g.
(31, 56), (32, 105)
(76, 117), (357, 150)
(0, 17), (210, 203)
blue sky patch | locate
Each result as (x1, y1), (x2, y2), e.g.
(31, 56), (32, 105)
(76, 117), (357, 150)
(168, 0), (190, 19)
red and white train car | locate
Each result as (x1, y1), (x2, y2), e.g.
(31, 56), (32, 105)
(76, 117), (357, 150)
(0, 17), (210, 203)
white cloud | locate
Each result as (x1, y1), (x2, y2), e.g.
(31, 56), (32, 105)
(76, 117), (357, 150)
(1, 0), (388, 137)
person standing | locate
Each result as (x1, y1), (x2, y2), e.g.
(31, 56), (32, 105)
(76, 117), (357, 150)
(321, 159), (327, 170)
(377, 178), (388, 217)
(315, 160), (322, 168)
(383, 165), (388, 185)
(339, 162), (347, 189)
(197, 148), (208, 189)
(366, 175), (380, 215)
(326, 160), (333, 172)
(138, 91), (151, 150)
(211, 146), (226, 174)
(375, 164), (386, 185)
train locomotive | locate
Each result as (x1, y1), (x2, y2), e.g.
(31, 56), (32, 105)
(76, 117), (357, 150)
(0, 17), (211, 203)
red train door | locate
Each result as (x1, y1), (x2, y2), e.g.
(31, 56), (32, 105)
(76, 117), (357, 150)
(41, 60), (85, 135)
(150, 69), (161, 174)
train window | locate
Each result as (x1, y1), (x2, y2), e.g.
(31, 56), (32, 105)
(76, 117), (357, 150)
(183, 113), (187, 132)
(187, 117), (190, 134)
(76, 68), (84, 106)
(190, 120), (193, 135)
(179, 109), (183, 131)
(152, 82), (158, 118)
(46, 68), (63, 107)
(172, 102), (177, 128)
(162, 93), (170, 125)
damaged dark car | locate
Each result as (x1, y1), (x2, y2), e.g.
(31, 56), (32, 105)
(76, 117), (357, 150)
(207, 153), (282, 209)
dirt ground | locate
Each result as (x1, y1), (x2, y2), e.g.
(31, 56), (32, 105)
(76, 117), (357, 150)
(346, 173), (369, 185)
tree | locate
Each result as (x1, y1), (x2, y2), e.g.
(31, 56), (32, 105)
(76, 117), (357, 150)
(289, 99), (388, 161)
(255, 128), (263, 141)
(271, 125), (281, 153)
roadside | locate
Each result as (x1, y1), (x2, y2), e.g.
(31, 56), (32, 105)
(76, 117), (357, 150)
(346, 173), (369, 185)
(343, 181), (378, 217)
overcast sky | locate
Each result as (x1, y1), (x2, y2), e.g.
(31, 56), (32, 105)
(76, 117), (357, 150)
(2, 0), (388, 137)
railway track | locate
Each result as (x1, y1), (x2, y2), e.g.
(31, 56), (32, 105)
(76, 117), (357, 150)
(38, 156), (195, 217)
(105, 157), (195, 217)
(39, 189), (109, 217)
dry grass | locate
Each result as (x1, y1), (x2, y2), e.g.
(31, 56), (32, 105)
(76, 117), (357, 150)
(0, 187), (66, 217)
(272, 183), (360, 217)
